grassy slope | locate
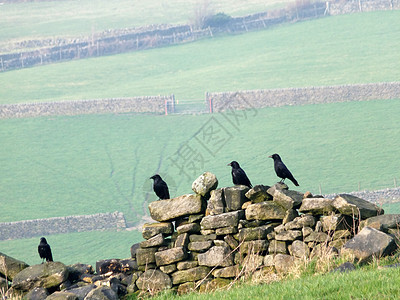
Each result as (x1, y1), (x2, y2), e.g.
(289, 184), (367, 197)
(1, 11), (400, 103)
(0, 230), (142, 267)
(1, 99), (399, 224)
(1, 10), (400, 267)
(0, 0), (290, 42)
(150, 266), (400, 300)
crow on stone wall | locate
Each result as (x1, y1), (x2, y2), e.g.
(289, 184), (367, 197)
(269, 153), (299, 186)
(38, 237), (53, 263)
(228, 161), (253, 188)
(150, 174), (170, 200)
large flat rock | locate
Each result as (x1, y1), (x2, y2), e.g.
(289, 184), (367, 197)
(12, 262), (68, 292)
(148, 194), (204, 222)
(200, 210), (244, 230)
(342, 227), (397, 261)
(332, 194), (383, 219)
(245, 201), (286, 221)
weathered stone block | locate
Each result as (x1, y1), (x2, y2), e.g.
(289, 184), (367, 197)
(212, 265), (239, 278)
(155, 247), (187, 266)
(0, 252), (29, 281)
(320, 214), (353, 232)
(176, 223), (201, 234)
(361, 214), (400, 231)
(224, 186), (250, 211)
(224, 235), (239, 250)
(215, 226), (238, 235)
(198, 246), (233, 267)
(245, 185), (272, 203)
(200, 210), (244, 230)
(290, 240), (310, 258)
(160, 264), (177, 274)
(207, 189), (225, 215)
(275, 230), (302, 241)
(273, 189), (303, 210)
(148, 194), (204, 222)
(46, 291), (79, 300)
(136, 248), (157, 266)
(177, 261), (198, 271)
(245, 201), (286, 221)
(332, 194), (383, 219)
(298, 198), (335, 215)
(238, 225), (274, 242)
(172, 266), (211, 285)
(240, 240), (269, 254)
(189, 234), (217, 242)
(192, 172), (218, 197)
(341, 227), (397, 262)
(12, 262), (68, 292)
(142, 222), (173, 240)
(136, 269), (172, 291)
(304, 232), (329, 243)
(140, 233), (165, 248)
(188, 241), (213, 252)
(283, 209), (299, 224)
(268, 240), (287, 254)
(175, 233), (190, 248)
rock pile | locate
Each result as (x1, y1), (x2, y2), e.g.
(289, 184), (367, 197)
(1, 171), (400, 299)
(129, 172), (399, 295)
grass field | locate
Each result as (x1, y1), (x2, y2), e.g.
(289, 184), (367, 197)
(1, 99), (399, 224)
(0, 0), (292, 44)
(0, 229), (142, 267)
(147, 265), (400, 300)
(1, 9), (400, 268)
(1, 11), (400, 103)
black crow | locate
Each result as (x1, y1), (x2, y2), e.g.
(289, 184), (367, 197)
(150, 174), (170, 200)
(228, 161), (253, 188)
(38, 237), (53, 263)
(269, 153), (299, 186)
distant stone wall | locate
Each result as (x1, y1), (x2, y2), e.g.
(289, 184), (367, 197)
(0, 96), (174, 118)
(0, 212), (126, 241)
(328, 0), (400, 15)
(209, 82), (400, 112)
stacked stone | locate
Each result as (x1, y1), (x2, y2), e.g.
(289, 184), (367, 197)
(132, 171), (395, 295)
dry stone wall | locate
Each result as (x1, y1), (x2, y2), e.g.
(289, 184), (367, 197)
(126, 172), (399, 295)
(208, 82), (400, 112)
(328, 0), (400, 15)
(2, 173), (400, 298)
(0, 211), (126, 240)
(0, 96), (174, 118)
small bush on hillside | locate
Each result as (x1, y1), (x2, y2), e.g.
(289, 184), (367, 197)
(202, 13), (232, 29)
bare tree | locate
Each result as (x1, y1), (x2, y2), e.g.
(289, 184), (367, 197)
(190, 0), (214, 29)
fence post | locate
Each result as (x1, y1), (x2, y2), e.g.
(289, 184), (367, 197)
(208, 26), (213, 37)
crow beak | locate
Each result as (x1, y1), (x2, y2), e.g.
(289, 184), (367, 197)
(227, 163), (231, 166)
(268, 155), (272, 158)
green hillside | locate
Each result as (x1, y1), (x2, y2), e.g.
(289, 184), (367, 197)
(1, 9), (400, 267)
(1, 11), (400, 103)
(0, 0), (291, 43)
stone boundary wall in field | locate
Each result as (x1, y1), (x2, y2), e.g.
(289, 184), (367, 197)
(0, 3), (327, 72)
(328, 0), (400, 15)
(0, 211), (126, 241)
(208, 82), (400, 112)
(0, 96), (175, 118)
